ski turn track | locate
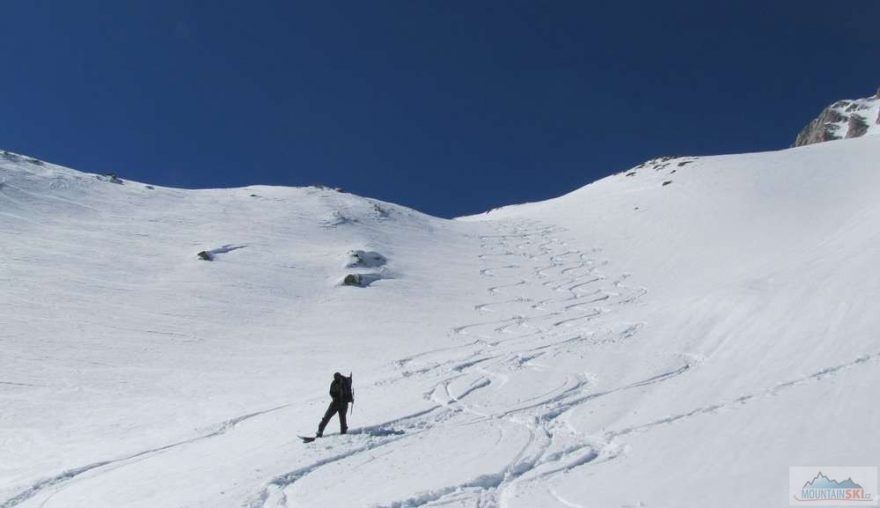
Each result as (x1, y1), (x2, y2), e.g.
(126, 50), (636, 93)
(8, 218), (880, 508)
(279, 217), (879, 508)
(252, 218), (662, 507)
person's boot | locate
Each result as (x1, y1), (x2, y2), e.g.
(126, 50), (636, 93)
(316, 430), (323, 438)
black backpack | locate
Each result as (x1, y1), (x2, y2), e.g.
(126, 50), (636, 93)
(341, 373), (354, 404)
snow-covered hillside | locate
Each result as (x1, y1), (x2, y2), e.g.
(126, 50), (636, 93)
(2, 134), (879, 507)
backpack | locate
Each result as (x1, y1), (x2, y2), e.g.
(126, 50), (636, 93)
(341, 373), (354, 404)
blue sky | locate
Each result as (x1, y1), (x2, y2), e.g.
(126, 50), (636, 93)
(1, 1), (877, 217)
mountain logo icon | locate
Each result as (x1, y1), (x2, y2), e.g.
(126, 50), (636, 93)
(794, 470), (875, 504)
(803, 472), (864, 491)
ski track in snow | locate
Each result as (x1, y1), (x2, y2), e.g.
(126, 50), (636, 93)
(244, 219), (659, 507)
(0, 404), (292, 508)
(246, 218), (880, 508)
(6, 217), (879, 508)
(606, 349), (880, 440)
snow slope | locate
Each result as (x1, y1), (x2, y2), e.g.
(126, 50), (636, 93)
(1, 135), (879, 507)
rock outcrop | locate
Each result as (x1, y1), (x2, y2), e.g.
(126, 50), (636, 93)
(794, 88), (880, 147)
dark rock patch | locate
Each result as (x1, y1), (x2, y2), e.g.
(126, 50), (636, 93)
(342, 273), (383, 288)
(324, 211), (359, 227)
(371, 202), (391, 218)
(196, 244), (246, 261)
(96, 174), (124, 184)
(347, 250), (387, 269)
(846, 114), (869, 139)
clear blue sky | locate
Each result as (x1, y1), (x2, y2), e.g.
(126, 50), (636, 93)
(1, 1), (877, 217)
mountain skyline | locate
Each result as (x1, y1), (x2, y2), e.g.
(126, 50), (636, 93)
(1, 1), (878, 217)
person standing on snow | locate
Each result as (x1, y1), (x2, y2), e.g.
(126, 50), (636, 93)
(317, 372), (353, 437)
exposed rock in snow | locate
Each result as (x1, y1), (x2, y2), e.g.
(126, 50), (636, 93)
(342, 272), (384, 287)
(794, 88), (880, 146)
(95, 173), (124, 184)
(197, 245), (246, 261)
(345, 250), (387, 269)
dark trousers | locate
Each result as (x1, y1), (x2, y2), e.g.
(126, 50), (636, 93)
(318, 399), (348, 435)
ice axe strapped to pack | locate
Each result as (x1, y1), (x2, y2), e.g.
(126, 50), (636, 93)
(345, 372), (354, 414)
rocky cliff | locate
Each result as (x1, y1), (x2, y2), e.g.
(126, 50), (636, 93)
(794, 88), (880, 146)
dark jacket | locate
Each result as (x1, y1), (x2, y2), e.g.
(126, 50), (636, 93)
(329, 372), (353, 403)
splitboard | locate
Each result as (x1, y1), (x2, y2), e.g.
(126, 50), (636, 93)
(299, 433), (354, 443)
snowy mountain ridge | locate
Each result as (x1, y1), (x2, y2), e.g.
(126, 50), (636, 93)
(794, 87), (880, 146)
(2, 111), (880, 506)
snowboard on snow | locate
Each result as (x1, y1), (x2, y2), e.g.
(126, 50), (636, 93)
(298, 433), (349, 443)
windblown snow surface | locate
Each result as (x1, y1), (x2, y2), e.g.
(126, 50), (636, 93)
(1, 136), (879, 507)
